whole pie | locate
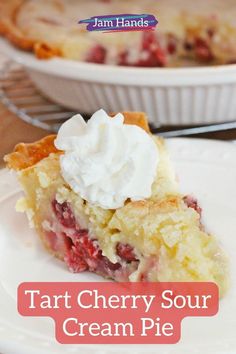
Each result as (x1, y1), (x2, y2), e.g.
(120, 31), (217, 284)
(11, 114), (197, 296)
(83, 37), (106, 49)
(5, 111), (229, 296)
(0, 0), (236, 66)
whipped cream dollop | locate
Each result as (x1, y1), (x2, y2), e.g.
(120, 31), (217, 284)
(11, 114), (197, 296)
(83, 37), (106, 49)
(55, 109), (159, 209)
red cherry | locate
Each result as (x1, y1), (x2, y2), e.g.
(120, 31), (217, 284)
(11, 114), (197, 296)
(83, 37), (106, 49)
(52, 200), (76, 228)
(116, 242), (137, 262)
(86, 45), (107, 64)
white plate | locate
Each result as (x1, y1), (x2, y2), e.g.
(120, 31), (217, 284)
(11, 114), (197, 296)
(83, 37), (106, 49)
(0, 138), (236, 354)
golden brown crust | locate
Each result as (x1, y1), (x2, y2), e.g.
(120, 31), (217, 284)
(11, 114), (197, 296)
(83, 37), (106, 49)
(34, 42), (62, 59)
(0, 0), (35, 51)
(124, 196), (182, 215)
(4, 112), (151, 171)
(112, 112), (150, 133)
(0, 0), (61, 58)
(4, 134), (58, 170)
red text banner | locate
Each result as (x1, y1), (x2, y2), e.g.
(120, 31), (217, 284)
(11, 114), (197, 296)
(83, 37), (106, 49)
(18, 282), (218, 344)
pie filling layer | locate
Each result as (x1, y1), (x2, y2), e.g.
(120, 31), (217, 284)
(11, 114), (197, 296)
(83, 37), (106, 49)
(6, 117), (229, 297)
(85, 30), (227, 67)
(47, 199), (141, 281)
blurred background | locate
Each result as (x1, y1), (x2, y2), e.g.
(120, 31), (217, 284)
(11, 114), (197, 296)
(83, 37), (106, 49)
(0, 54), (48, 166)
(1, 0), (236, 167)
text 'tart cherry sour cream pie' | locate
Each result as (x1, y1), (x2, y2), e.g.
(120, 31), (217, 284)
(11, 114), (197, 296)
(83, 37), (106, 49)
(5, 110), (229, 296)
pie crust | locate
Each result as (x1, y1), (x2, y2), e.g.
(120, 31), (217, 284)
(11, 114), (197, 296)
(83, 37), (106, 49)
(0, 0), (62, 58)
(0, 0), (34, 50)
(4, 112), (150, 170)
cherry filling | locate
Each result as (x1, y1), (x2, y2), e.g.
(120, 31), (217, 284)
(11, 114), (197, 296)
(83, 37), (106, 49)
(52, 200), (76, 228)
(49, 200), (138, 279)
(47, 196), (203, 280)
(167, 34), (178, 55)
(116, 242), (137, 262)
(184, 195), (202, 216)
(118, 32), (167, 67)
(184, 30), (215, 63)
(194, 37), (214, 62)
(86, 32), (168, 67)
(85, 29), (220, 67)
(86, 45), (107, 64)
(66, 230), (122, 274)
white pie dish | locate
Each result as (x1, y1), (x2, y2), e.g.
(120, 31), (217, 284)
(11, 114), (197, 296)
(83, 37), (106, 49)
(1, 38), (236, 126)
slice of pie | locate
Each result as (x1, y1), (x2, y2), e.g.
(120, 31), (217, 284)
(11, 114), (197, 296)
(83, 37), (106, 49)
(5, 111), (229, 296)
(1, 0), (236, 66)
